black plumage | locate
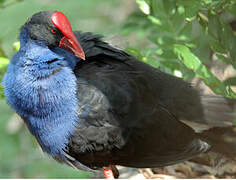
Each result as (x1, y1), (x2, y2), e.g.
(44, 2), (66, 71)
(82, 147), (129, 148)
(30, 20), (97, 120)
(65, 31), (234, 169)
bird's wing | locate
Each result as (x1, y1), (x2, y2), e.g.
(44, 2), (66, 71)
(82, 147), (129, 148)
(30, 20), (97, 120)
(75, 31), (236, 128)
(74, 31), (129, 61)
(64, 32), (210, 169)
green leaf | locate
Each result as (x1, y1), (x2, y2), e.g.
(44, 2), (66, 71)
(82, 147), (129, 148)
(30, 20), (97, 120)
(163, 0), (176, 15)
(0, 57), (9, 68)
(208, 14), (221, 39)
(177, 0), (202, 20)
(159, 59), (180, 70)
(158, 49), (176, 60)
(125, 47), (144, 60)
(228, 3), (236, 18)
(0, 40), (7, 58)
(177, 22), (192, 41)
(197, 13), (208, 31)
(153, 36), (176, 48)
(208, 15), (236, 68)
(0, 57), (9, 99)
(147, 15), (162, 26)
(173, 44), (236, 98)
(224, 77), (236, 86)
(209, 39), (226, 54)
(0, 85), (4, 99)
(13, 41), (20, 52)
(151, 0), (165, 17)
(172, 12), (185, 34)
(0, 57), (9, 80)
(136, 0), (150, 15)
(220, 21), (236, 65)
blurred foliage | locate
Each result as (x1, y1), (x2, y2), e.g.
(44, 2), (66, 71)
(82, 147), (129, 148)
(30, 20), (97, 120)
(0, 57), (8, 98)
(0, 1), (9, 99)
(123, 0), (236, 98)
(0, 0), (22, 9)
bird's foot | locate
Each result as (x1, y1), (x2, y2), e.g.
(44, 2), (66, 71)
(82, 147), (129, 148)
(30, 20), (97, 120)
(103, 165), (119, 179)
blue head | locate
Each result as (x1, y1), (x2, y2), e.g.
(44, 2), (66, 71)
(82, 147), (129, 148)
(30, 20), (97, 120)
(2, 11), (85, 162)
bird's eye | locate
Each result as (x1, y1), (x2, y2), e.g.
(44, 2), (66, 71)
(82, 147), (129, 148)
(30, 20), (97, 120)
(51, 28), (57, 34)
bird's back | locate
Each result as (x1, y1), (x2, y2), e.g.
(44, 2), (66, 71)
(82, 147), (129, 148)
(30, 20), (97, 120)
(66, 33), (210, 169)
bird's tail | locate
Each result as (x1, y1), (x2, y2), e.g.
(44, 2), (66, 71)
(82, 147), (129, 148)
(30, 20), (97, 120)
(180, 95), (236, 133)
(200, 95), (236, 127)
(181, 95), (236, 159)
(199, 126), (236, 160)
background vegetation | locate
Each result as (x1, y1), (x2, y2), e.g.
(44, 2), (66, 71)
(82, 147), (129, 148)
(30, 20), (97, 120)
(0, 0), (235, 178)
(124, 0), (236, 98)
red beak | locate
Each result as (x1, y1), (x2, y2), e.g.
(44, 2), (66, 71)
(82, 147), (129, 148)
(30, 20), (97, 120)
(51, 11), (85, 60)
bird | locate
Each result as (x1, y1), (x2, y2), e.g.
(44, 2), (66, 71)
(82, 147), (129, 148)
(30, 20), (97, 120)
(2, 10), (236, 178)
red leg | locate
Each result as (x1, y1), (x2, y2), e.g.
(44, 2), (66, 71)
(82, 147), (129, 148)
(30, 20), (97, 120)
(103, 167), (114, 179)
(103, 165), (119, 179)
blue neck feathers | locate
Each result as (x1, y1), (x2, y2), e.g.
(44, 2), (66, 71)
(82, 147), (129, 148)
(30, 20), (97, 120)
(3, 28), (81, 160)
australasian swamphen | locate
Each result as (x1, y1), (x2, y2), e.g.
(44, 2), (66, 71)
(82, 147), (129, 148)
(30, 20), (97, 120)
(2, 11), (236, 178)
